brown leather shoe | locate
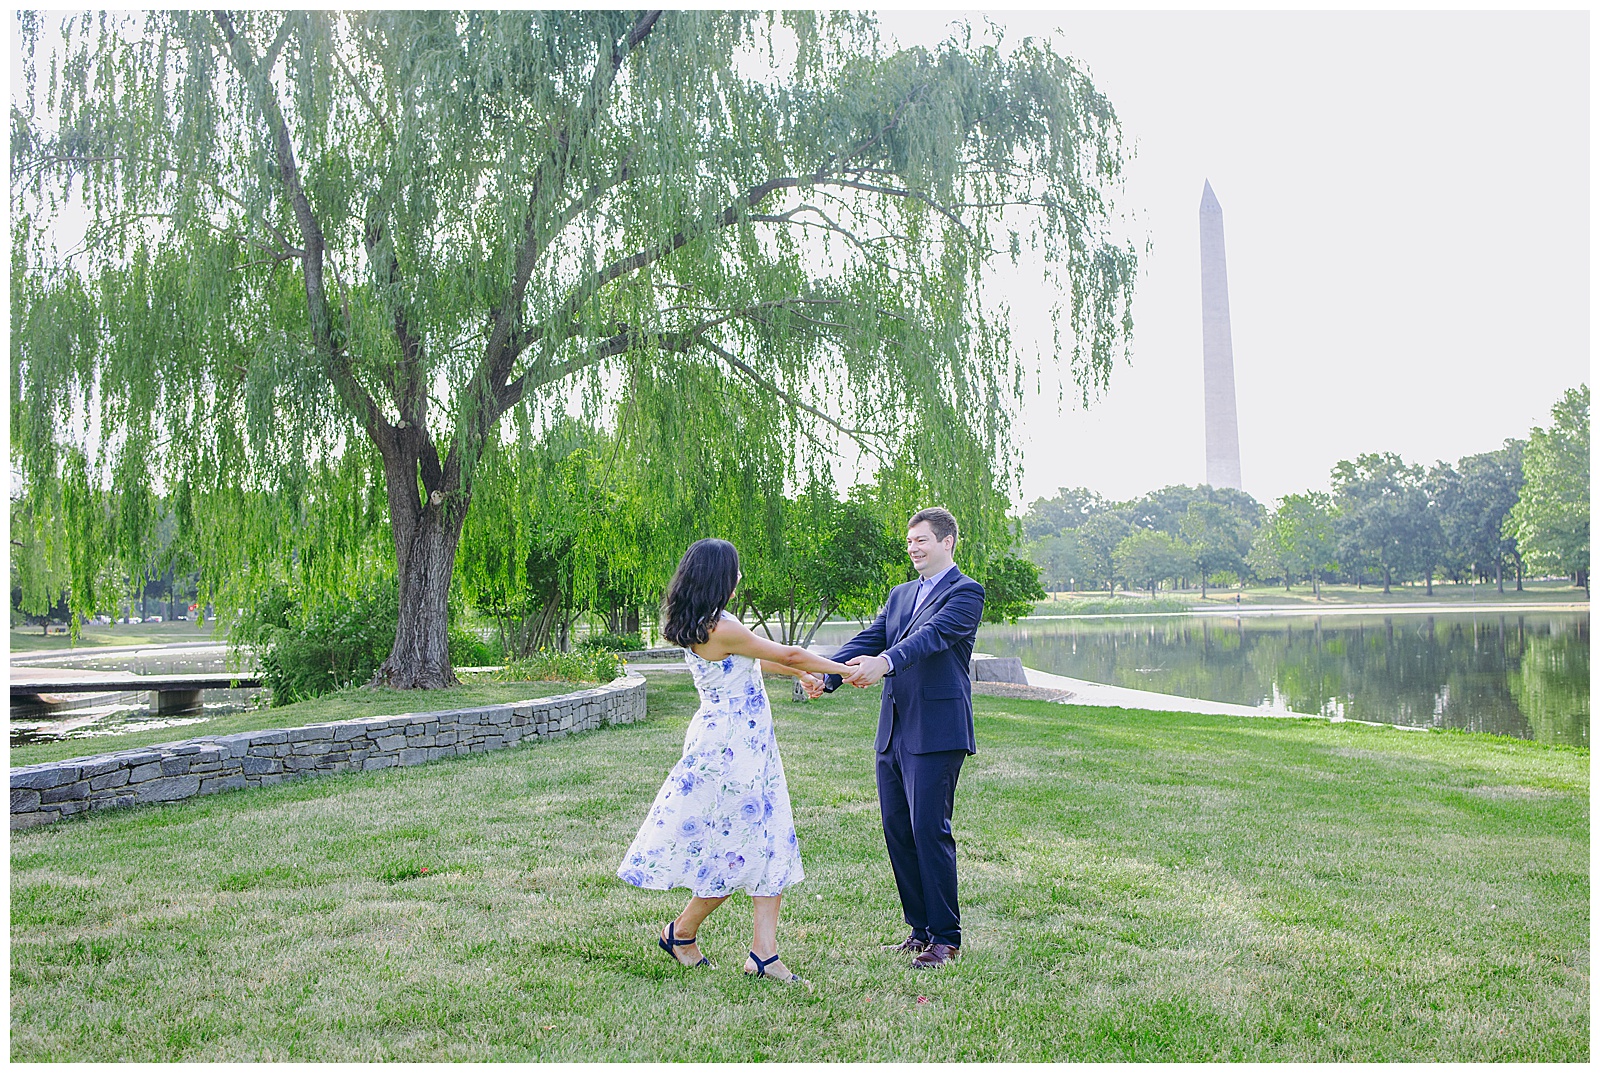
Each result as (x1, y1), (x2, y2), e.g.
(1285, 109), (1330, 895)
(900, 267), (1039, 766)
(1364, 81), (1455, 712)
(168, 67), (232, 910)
(882, 934), (930, 954)
(910, 943), (960, 969)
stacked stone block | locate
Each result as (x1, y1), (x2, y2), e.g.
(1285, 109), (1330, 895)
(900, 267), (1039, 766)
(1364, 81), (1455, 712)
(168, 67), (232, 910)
(11, 673), (646, 831)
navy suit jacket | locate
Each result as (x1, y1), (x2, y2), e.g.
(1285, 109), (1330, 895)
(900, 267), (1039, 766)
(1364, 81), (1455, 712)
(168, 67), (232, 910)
(826, 567), (985, 755)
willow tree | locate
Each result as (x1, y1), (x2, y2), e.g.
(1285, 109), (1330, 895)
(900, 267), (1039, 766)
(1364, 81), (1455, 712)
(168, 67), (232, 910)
(12, 10), (1138, 688)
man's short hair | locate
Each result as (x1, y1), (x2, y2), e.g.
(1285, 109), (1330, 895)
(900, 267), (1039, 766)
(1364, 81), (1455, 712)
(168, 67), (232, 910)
(908, 507), (959, 548)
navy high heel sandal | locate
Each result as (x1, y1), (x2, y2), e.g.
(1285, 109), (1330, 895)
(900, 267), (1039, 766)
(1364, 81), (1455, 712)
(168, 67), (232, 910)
(658, 921), (712, 968)
(745, 949), (801, 983)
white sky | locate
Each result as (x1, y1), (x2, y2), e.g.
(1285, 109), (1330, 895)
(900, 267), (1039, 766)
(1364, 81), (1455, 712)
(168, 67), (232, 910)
(875, 8), (1591, 508)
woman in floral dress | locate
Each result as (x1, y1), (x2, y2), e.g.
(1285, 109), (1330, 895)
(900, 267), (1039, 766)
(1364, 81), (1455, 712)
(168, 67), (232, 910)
(618, 538), (850, 982)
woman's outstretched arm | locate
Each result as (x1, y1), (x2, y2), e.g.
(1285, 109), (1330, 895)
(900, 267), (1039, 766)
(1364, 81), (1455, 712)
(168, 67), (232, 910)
(696, 615), (851, 677)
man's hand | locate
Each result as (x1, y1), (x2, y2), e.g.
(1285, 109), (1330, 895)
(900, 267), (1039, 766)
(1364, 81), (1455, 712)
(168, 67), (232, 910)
(798, 672), (826, 699)
(842, 654), (890, 687)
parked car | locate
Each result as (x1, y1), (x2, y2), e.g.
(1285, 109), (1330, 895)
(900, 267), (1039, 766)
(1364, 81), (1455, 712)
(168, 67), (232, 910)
(145, 615), (163, 623)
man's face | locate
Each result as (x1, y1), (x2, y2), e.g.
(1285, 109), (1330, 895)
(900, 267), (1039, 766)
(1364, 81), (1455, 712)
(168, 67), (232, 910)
(906, 521), (955, 577)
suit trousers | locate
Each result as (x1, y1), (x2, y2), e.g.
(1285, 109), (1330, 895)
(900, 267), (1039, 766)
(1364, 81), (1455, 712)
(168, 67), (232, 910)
(876, 709), (966, 947)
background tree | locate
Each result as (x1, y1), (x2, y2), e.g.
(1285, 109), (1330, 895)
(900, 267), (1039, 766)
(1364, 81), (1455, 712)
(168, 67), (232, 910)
(1331, 452), (1428, 594)
(1112, 529), (1190, 597)
(12, 11), (1139, 687)
(741, 482), (901, 645)
(1027, 529), (1098, 591)
(1020, 486), (1108, 540)
(1435, 441), (1525, 592)
(1510, 385), (1589, 593)
(1279, 492), (1340, 597)
(979, 551), (1047, 622)
(1124, 484), (1263, 539)
(1245, 524), (1288, 590)
(1178, 500), (1250, 597)
(1077, 513), (1132, 593)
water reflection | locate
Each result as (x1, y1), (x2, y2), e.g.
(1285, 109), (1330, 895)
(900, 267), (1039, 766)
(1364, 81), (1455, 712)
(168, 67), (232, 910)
(814, 611), (1589, 745)
(10, 644), (259, 747)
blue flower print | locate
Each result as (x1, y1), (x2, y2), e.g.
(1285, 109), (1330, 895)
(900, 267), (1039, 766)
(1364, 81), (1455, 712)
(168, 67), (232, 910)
(617, 648), (803, 898)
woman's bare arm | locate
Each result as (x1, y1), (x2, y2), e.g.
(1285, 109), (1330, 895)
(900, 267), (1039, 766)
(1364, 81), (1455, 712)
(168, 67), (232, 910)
(694, 615), (850, 676)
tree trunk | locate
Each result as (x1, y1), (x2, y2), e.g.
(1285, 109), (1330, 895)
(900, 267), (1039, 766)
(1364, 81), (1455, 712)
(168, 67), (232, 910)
(1425, 568), (1433, 597)
(371, 506), (466, 689)
(1382, 564), (1391, 594)
(1515, 556), (1523, 591)
(1496, 559), (1504, 595)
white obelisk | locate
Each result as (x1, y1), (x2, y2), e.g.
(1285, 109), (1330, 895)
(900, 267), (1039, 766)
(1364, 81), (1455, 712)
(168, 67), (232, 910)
(1199, 180), (1243, 491)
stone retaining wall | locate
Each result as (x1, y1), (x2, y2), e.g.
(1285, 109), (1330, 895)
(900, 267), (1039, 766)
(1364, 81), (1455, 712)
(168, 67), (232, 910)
(10, 672), (647, 831)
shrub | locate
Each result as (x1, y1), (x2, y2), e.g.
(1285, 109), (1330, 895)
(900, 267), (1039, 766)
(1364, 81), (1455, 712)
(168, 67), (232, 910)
(449, 624), (494, 667)
(578, 630), (645, 652)
(252, 585), (399, 706)
(238, 583), (495, 706)
(489, 648), (625, 684)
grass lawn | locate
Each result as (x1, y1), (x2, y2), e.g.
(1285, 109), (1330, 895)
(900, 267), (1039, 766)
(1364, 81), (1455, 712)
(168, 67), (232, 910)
(9, 619), (225, 654)
(10, 677), (1588, 1061)
(10, 676), (602, 768)
(1031, 578), (1589, 615)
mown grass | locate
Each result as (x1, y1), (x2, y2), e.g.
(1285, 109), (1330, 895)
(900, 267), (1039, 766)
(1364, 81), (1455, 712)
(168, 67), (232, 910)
(9, 677), (594, 768)
(9, 619), (221, 653)
(10, 678), (1588, 1061)
(1030, 578), (1589, 614)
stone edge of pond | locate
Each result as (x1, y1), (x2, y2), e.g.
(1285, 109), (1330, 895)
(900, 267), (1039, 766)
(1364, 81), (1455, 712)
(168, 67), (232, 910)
(8, 672), (648, 832)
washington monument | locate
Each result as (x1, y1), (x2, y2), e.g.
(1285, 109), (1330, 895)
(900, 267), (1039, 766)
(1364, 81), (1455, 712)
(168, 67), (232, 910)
(1199, 180), (1243, 491)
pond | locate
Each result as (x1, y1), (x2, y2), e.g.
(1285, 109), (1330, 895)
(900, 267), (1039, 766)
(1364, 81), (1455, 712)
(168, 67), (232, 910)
(814, 610), (1589, 746)
(9, 643), (260, 747)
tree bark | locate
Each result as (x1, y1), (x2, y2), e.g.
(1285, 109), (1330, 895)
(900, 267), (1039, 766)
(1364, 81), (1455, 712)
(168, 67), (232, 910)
(1382, 564), (1391, 594)
(1425, 568), (1433, 596)
(371, 504), (467, 689)
(1496, 559), (1504, 595)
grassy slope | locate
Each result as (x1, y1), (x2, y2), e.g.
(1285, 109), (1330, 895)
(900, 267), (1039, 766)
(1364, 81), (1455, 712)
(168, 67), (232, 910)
(10, 677), (1588, 1061)
(10, 678), (601, 768)
(1030, 579), (1589, 615)
(9, 619), (225, 654)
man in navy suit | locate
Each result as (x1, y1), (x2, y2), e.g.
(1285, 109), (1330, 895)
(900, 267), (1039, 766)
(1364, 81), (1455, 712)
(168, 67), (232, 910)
(820, 507), (985, 969)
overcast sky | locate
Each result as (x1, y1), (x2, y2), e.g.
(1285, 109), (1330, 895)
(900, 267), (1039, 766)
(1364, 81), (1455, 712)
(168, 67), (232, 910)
(874, 8), (1590, 508)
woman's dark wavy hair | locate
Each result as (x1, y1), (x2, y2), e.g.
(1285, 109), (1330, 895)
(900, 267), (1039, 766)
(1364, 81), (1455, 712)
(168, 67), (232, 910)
(660, 538), (741, 648)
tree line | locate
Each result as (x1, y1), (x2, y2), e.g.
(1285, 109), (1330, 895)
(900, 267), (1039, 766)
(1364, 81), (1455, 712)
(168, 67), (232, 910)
(1023, 385), (1590, 597)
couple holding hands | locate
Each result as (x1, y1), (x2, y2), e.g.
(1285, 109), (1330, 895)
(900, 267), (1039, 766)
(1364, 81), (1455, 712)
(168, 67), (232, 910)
(617, 507), (985, 982)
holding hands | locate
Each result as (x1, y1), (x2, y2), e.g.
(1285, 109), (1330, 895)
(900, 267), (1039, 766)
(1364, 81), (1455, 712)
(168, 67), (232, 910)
(839, 654), (890, 688)
(796, 655), (888, 696)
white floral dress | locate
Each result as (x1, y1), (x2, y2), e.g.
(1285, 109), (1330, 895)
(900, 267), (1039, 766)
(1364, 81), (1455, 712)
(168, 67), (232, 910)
(617, 642), (804, 898)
